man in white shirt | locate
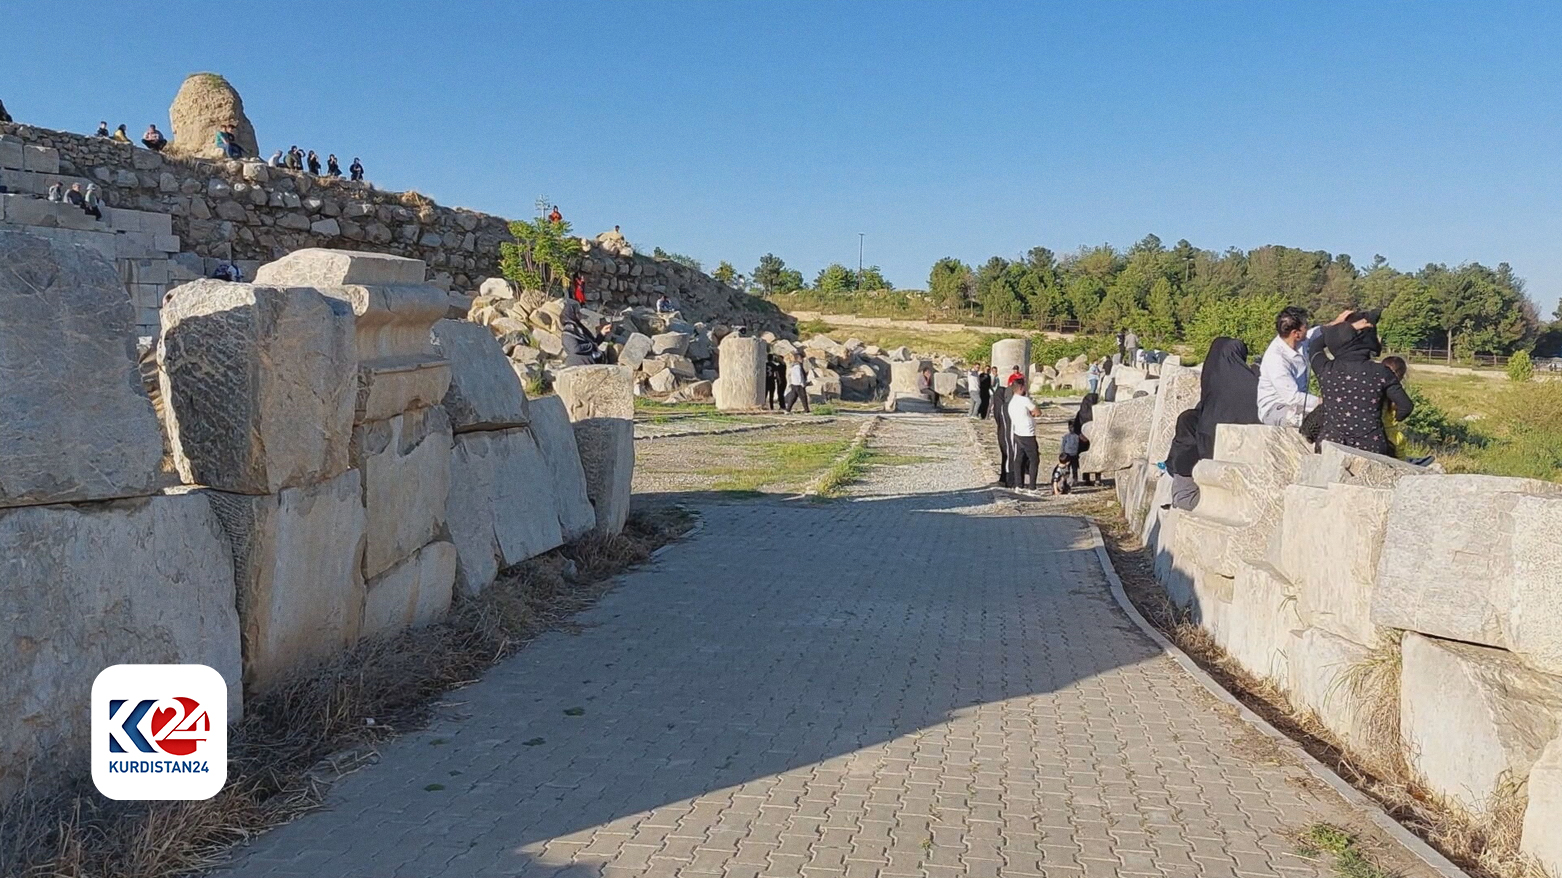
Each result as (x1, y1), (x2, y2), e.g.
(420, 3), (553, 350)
(783, 354), (810, 413)
(1257, 306), (1322, 427)
(1006, 381), (1040, 489)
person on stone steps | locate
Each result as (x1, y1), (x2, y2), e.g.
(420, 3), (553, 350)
(990, 370), (1011, 484)
(82, 183), (103, 220)
(784, 354), (811, 413)
(142, 124), (167, 152)
(268, 150), (284, 167)
(1006, 381), (1040, 490)
(307, 150), (321, 175)
(327, 154), (341, 176)
(285, 146), (303, 170)
(559, 298), (607, 367)
(967, 365), (984, 418)
(350, 157), (365, 181)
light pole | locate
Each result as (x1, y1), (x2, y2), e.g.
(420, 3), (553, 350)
(858, 233), (864, 275)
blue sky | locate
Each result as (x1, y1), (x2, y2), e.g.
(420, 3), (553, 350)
(4, 1), (1558, 316)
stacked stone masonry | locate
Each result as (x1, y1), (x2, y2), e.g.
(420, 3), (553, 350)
(0, 238), (622, 798)
(1084, 354), (1562, 875)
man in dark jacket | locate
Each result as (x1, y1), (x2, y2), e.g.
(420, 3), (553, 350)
(990, 374), (1010, 484)
(977, 367), (993, 419)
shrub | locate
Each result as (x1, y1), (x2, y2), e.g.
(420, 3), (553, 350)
(1506, 349), (1534, 382)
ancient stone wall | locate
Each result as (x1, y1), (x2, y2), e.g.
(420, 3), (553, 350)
(1091, 366), (1562, 875)
(0, 239), (630, 797)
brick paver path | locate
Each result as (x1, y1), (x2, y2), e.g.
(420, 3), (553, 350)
(220, 413), (1435, 878)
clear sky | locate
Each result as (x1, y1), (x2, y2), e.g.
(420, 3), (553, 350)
(3, 1), (1558, 317)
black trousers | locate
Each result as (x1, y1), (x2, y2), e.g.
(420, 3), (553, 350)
(784, 384), (810, 413)
(1065, 453), (1080, 483)
(1011, 435), (1039, 489)
(764, 377), (777, 409)
(995, 424), (1010, 481)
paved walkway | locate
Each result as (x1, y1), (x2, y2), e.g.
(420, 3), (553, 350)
(219, 414), (1433, 878)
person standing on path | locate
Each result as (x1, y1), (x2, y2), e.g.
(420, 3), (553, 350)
(990, 370), (1011, 484)
(967, 365), (983, 417)
(977, 365), (993, 419)
(784, 354), (811, 413)
(1007, 381), (1040, 490)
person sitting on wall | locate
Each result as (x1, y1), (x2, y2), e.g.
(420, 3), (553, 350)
(47, 181), (63, 202)
(0, 99), (11, 123)
(141, 124), (167, 152)
(349, 157), (364, 181)
(918, 364), (940, 409)
(95, 120), (110, 138)
(1307, 310), (1413, 457)
(306, 150), (321, 175)
(267, 150), (284, 167)
(326, 153), (341, 176)
(655, 293), (676, 314)
(1257, 306), (1322, 428)
(548, 205), (563, 223)
(112, 124), (131, 144)
(285, 145), (302, 170)
(211, 261), (244, 282)
(216, 127), (245, 159)
(82, 183), (103, 220)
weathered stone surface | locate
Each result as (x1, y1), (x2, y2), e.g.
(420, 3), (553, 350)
(430, 319), (529, 432)
(0, 230), (164, 508)
(356, 357), (451, 424)
(159, 279), (357, 494)
(572, 418), (634, 537)
(618, 332), (654, 369)
(252, 247), (425, 287)
(1277, 483), (1394, 645)
(528, 395), (597, 541)
(361, 540), (456, 639)
(554, 365), (634, 421)
(1175, 425), (1310, 580)
(990, 338), (1030, 376)
(447, 428), (568, 593)
(166, 73), (259, 160)
(889, 359), (932, 397)
(1296, 441), (1426, 489)
(352, 406), (452, 580)
(1078, 394), (1154, 474)
(1225, 559), (1303, 685)
(1506, 494), (1562, 677)
(1284, 627), (1399, 771)
(205, 470), (366, 688)
(714, 335), (766, 411)
(650, 331), (691, 356)
(648, 369), (677, 394)
(1400, 632), (1562, 815)
(932, 371), (959, 396)
(1372, 475), (1562, 649)
(1145, 365), (1199, 466)
(0, 493), (241, 797)
(1522, 736), (1562, 877)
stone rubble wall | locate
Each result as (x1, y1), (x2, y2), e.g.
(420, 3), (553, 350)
(1, 121), (792, 340)
(0, 239), (626, 797)
(1090, 364), (1562, 874)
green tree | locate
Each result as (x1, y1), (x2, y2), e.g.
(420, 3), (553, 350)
(856, 265), (891, 291)
(928, 258), (974, 309)
(1508, 349), (1535, 382)
(752, 253), (789, 295)
(1379, 281), (1441, 352)
(1184, 294), (1286, 362)
(1138, 276), (1178, 345)
(651, 247), (701, 272)
(498, 215), (577, 293)
(980, 275), (1025, 326)
(813, 263), (856, 293)
(712, 260), (738, 287)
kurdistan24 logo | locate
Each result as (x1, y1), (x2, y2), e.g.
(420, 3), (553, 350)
(92, 665), (228, 800)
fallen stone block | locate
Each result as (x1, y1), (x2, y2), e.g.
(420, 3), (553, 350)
(1372, 474), (1562, 650)
(1400, 632), (1562, 815)
(1277, 483), (1394, 645)
(0, 230), (164, 508)
(651, 331), (691, 356)
(1522, 736), (1562, 878)
(205, 470), (367, 689)
(932, 371), (959, 396)
(160, 279), (356, 494)
(353, 406), (452, 580)
(554, 364), (634, 421)
(1504, 494), (1562, 677)
(252, 247), (426, 287)
(618, 332), (654, 369)
(447, 428), (567, 593)
(1078, 394), (1154, 475)
(361, 540), (457, 639)
(714, 335), (767, 411)
(528, 395), (597, 541)
(0, 493), (241, 798)
(889, 358), (931, 397)
(572, 418), (634, 537)
(1296, 440), (1426, 489)
(430, 319), (529, 432)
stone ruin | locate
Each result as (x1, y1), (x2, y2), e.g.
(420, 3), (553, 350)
(0, 234), (633, 796)
(165, 73), (259, 161)
(1081, 355), (1562, 875)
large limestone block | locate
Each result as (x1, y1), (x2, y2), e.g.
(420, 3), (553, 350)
(1078, 394), (1155, 474)
(430, 319), (529, 432)
(0, 493), (241, 797)
(990, 338), (1030, 377)
(1512, 495), (1562, 676)
(447, 428), (567, 594)
(572, 418), (635, 537)
(353, 406), (452, 580)
(166, 72), (259, 160)
(1176, 425), (1310, 579)
(889, 358), (932, 396)
(205, 470), (367, 688)
(1372, 475), (1562, 649)
(554, 364), (634, 421)
(160, 280), (356, 494)
(253, 248), (426, 287)
(1521, 736), (1562, 877)
(1400, 632), (1562, 815)
(618, 332), (654, 369)
(314, 282), (449, 362)
(1296, 441), (1425, 489)
(1286, 627), (1398, 771)
(356, 357), (451, 424)
(1145, 365), (1200, 466)
(651, 331), (691, 356)
(528, 395), (597, 541)
(932, 371), (960, 396)
(1225, 559), (1302, 684)
(714, 335), (766, 411)
(0, 231), (164, 508)
(1277, 483), (1394, 645)
(361, 540), (456, 639)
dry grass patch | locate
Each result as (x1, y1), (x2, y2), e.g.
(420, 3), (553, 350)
(0, 507), (694, 878)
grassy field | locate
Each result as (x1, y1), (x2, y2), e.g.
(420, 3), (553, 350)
(1402, 371), (1562, 482)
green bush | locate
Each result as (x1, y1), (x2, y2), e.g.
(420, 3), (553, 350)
(1029, 334), (1117, 368)
(1400, 385), (1487, 449)
(1507, 349), (1535, 382)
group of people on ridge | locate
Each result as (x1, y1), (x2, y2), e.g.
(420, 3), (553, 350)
(45, 180), (104, 219)
(1166, 306), (1418, 511)
(268, 146), (363, 181)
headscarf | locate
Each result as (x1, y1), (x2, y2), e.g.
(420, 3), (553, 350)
(1321, 321), (1382, 363)
(1070, 392), (1099, 434)
(1194, 336), (1260, 460)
